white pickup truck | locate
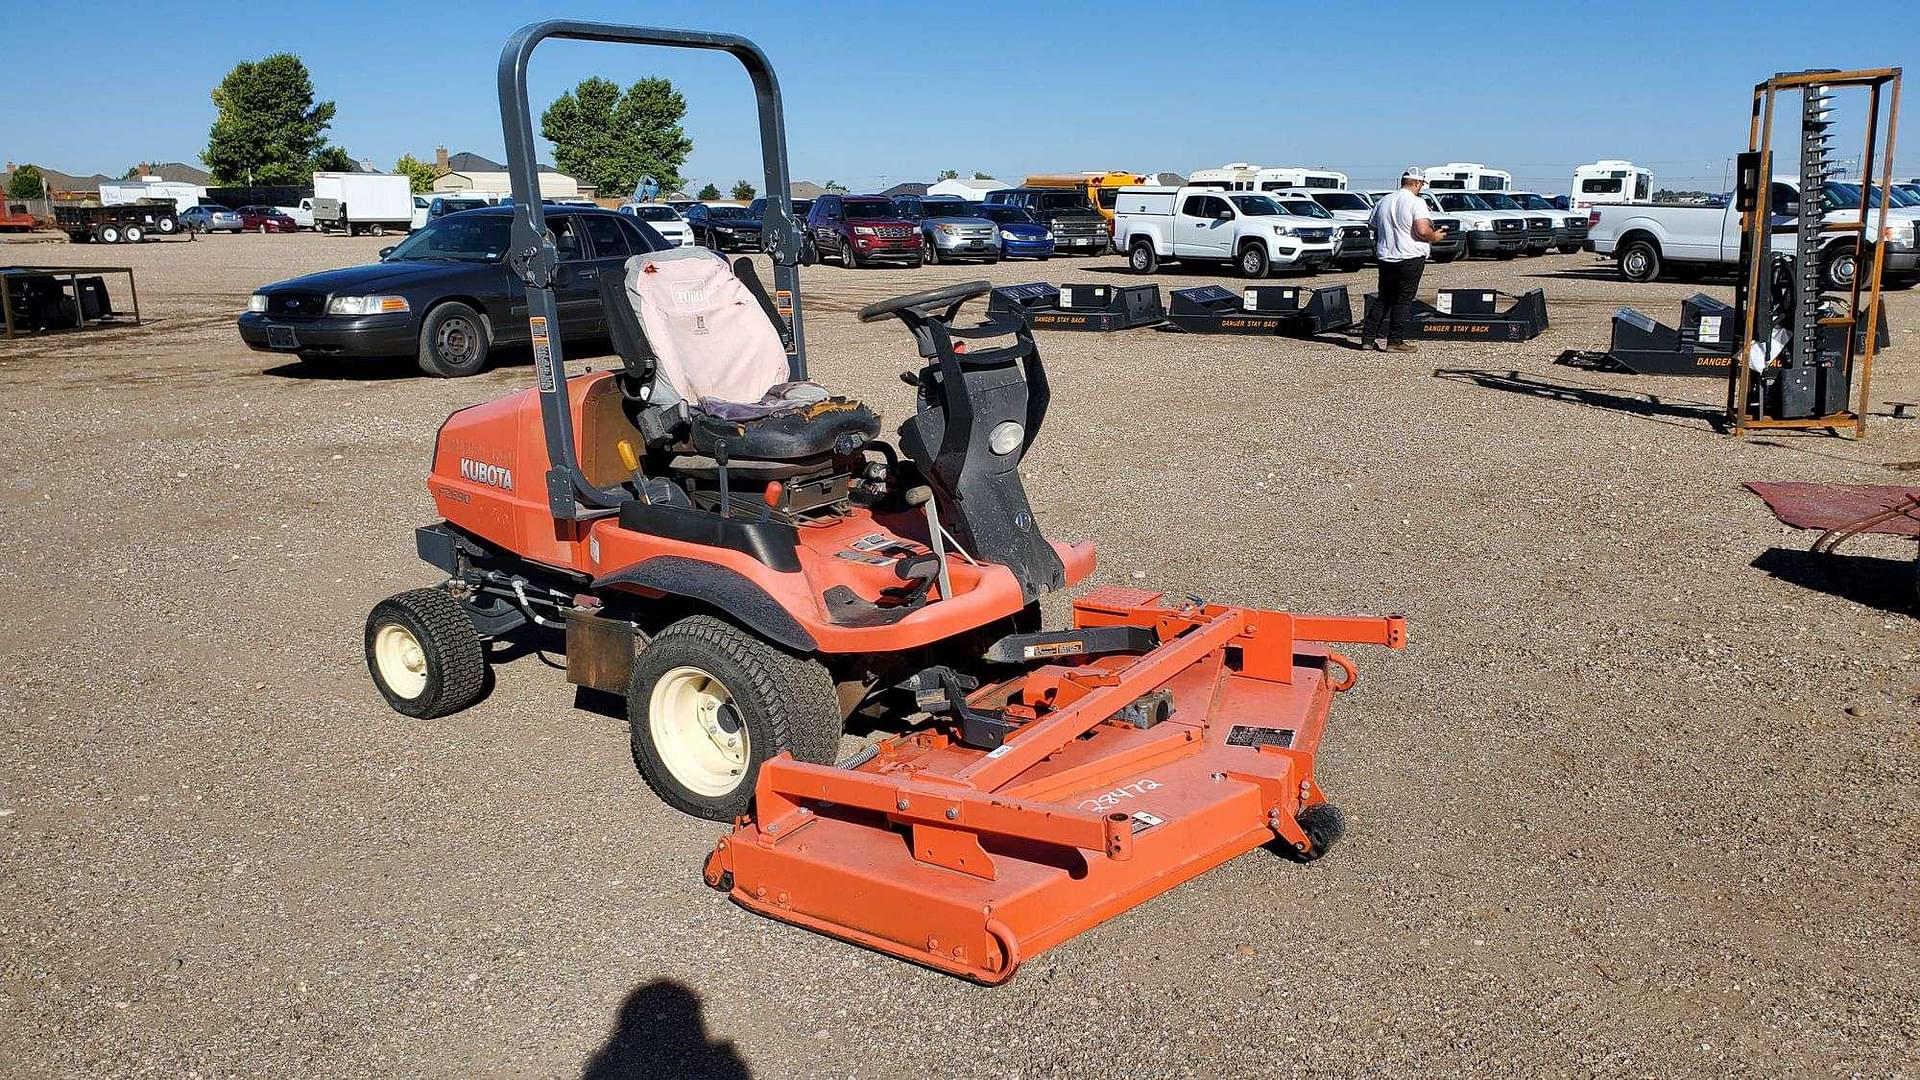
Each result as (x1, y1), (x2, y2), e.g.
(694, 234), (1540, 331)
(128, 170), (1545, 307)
(1116, 187), (1336, 278)
(1588, 178), (1920, 288)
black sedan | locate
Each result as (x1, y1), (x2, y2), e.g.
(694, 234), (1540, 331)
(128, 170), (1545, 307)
(684, 203), (761, 251)
(236, 206), (668, 376)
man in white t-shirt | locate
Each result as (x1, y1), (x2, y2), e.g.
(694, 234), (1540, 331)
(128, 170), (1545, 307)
(1359, 168), (1449, 352)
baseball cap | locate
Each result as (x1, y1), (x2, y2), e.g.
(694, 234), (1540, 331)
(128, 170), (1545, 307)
(1401, 167), (1426, 182)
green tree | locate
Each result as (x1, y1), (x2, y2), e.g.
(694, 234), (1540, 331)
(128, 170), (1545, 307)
(540, 76), (692, 199)
(311, 147), (355, 173)
(121, 165), (143, 180)
(971, 171), (994, 180)
(7, 165), (46, 198)
(697, 182), (722, 200)
(202, 54), (341, 185)
(822, 180), (848, 193)
(730, 179), (755, 200)
(394, 153), (438, 194)
(936, 169), (958, 181)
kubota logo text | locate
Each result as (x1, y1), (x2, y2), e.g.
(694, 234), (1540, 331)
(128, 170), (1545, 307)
(459, 458), (514, 491)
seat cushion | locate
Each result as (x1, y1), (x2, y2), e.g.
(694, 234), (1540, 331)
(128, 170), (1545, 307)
(690, 397), (880, 460)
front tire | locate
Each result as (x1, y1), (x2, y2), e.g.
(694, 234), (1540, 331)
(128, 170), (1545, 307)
(1238, 243), (1270, 279)
(924, 238), (940, 265)
(1128, 240), (1158, 274)
(417, 301), (491, 378)
(365, 588), (488, 719)
(628, 616), (843, 821)
(840, 240), (859, 269)
(1823, 246), (1858, 292)
(1617, 238), (1660, 283)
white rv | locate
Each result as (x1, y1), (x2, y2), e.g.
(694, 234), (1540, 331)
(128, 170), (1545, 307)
(1570, 160), (1653, 210)
(1254, 167), (1348, 192)
(98, 179), (204, 213)
(1424, 163), (1512, 193)
(1187, 163), (1262, 191)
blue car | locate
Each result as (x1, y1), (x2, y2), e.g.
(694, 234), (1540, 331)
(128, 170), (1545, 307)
(974, 203), (1053, 260)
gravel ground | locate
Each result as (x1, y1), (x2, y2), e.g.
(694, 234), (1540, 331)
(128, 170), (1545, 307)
(1, 231), (1917, 1079)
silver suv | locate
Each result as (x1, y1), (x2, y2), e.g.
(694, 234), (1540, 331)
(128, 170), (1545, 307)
(895, 196), (1001, 263)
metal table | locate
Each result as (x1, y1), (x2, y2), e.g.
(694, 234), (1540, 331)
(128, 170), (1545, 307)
(0, 264), (141, 340)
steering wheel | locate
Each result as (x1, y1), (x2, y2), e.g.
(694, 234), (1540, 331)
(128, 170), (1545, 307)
(856, 280), (993, 323)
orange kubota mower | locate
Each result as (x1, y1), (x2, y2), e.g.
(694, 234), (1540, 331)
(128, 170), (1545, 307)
(362, 19), (1406, 983)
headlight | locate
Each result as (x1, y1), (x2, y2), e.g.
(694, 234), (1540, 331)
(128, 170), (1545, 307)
(1272, 225), (1296, 237)
(1469, 220), (1492, 231)
(938, 224), (960, 236)
(1880, 224), (1913, 247)
(852, 225), (875, 236)
(999, 229), (1019, 241)
(327, 295), (410, 315)
(1043, 230), (1054, 240)
(247, 294), (268, 313)
(988, 421), (1024, 456)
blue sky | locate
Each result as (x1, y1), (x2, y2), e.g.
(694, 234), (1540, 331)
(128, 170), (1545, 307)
(3, 0), (1913, 194)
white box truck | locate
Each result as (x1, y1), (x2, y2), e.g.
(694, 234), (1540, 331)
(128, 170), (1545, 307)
(311, 173), (413, 236)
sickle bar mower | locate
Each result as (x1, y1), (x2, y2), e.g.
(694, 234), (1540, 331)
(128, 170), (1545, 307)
(707, 586), (1404, 983)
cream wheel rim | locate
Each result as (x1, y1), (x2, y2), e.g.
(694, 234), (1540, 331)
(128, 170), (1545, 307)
(374, 623), (430, 699)
(650, 666), (749, 797)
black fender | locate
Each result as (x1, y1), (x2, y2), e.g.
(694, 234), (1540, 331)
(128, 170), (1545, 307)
(594, 556), (818, 653)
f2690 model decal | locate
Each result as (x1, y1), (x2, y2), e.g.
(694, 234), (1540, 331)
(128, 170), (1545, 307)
(459, 458), (514, 490)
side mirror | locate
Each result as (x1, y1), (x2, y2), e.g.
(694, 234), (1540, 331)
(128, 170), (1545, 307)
(1216, 209), (1234, 221)
(378, 246), (395, 259)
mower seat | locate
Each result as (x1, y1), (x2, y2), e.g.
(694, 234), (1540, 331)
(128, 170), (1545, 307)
(620, 247), (878, 461)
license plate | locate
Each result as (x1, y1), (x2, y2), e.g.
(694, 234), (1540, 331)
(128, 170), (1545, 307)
(268, 326), (299, 349)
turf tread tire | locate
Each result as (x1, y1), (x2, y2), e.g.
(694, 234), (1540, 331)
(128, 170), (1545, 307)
(627, 615), (841, 820)
(365, 588), (487, 719)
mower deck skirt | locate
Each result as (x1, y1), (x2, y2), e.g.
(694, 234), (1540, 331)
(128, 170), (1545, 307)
(705, 589), (1402, 983)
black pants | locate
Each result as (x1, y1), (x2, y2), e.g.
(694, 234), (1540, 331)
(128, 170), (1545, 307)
(1362, 256), (1426, 343)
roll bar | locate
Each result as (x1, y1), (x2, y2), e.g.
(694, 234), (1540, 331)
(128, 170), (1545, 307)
(496, 19), (807, 518)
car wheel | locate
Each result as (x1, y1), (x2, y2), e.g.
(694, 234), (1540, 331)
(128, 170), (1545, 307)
(840, 240), (858, 269)
(1823, 247), (1858, 291)
(123, 224), (145, 243)
(417, 301), (491, 378)
(370, 224), (387, 237)
(1128, 240), (1157, 274)
(364, 588), (488, 719)
(96, 224), (121, 244)
(924, 238), (940, 265)
(1239, 244), (1270, 279)
(1617, 239), (1661, 283)
(156, 216), (177, 235)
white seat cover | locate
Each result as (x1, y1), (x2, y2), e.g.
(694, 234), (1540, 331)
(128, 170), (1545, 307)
(623, 247), (790, 406)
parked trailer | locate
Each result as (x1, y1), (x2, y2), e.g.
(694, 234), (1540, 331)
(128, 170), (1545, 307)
(99, 180), (203, 213)
(52, 201), (180, 243)
(1187, 163), (1261, 191)
(1424, 163), (1512, 192)
(0, 202), (34, 232)
(1570, 160), (1653, 210)
(311, 172), (413, 235)
(1254, 167), (1348, 192)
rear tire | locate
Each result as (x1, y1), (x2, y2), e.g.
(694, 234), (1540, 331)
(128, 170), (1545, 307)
(1128, 240), (1158, 274)
(628, 615), (843, 821)
(1238, 243), (1270, 279)
(1617, 238), (1660, 283)
(123, 224), (145, 243)
(365, 588), (487, 719)
(156, 216), (177, 235)
(416, 301), (491, 378)
(1822, 247), (1858, 292)
(370, 224), (387, 237)
(96, 224), (121, 244)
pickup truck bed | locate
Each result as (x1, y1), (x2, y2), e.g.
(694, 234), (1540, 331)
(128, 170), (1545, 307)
(1589, 201), (1918, 286)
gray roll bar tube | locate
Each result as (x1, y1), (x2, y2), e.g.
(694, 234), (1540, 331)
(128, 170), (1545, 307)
(496, 19), (808, 519)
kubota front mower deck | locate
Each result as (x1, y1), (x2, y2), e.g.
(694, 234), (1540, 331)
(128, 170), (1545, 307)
(708, 587), (1403, 982)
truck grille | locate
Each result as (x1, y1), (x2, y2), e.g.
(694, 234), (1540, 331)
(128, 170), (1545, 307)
(1055, 220), (1104, 237)
(266, 291), (327, 317)
(1298, 228), (1333, 243)
(958, 226), (994, 238)
(1525, 217), (1552, 233)
(1495, 219), (1524, 233)
(874, 226), (913, 239)
(1562, 220), (1588, 238)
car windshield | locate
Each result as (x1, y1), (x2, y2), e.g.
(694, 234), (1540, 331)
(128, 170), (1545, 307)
(842, 199), (897, 219)
(1315, 192), (1371, 211)
(626, 205), (681, 221)
(977, 205), (1036, 225)
(1510, 194), (1554, 210)
(1478, 193), (1523, 211)
(1038, 191), (1093, 211)
(921, 200), (975, 218)
(1229, 195), (1284, 216)
(1436, 193), (1492, 212)
(707, 205), (753, 220)
(1877, 184), (1919, 208)
(1823, 183), (1869, 209)
(790, 200), (812, 217)
(383, 215), (511, 261)
(1278, 199), (1332, 218)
